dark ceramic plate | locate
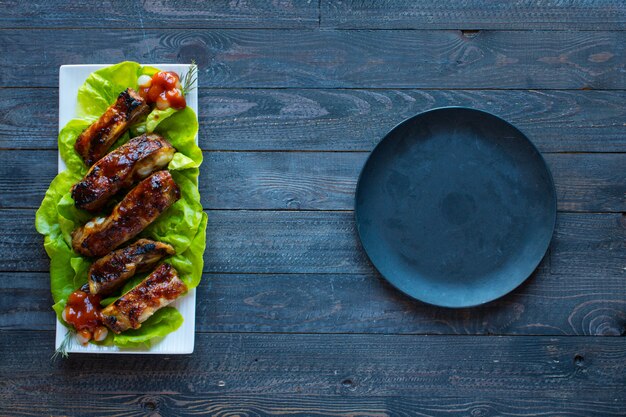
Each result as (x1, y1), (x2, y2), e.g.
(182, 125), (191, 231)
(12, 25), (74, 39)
(355, 107), (556, 308)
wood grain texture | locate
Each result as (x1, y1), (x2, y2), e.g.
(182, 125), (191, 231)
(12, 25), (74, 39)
(0, 150), (57, 208)
(0, 210), (46, 272)
(2, 150), (624, 212)
(0, 332), (625, 416)
(2, 393), (625, 417)
(322, 0), (626, 30)
(202, 151), (360, 210)
(3, 209), (622, 276)
(3, 89), (625, 152)
(0, 89), (58, 148)
(1, 30), (624, 88)
(0, 272), (52, 330)
(549, 154), (626, 212)
(0, 0), (319, 29)
(198, 89), (626, 152)
(204, 210), (369, 274)
(6, 258), (626, 337)
(551, 213), (626, 278)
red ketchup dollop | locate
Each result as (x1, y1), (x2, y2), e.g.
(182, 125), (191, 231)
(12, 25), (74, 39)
(63, 289), (107, 345)
(139, 71), (186, 110)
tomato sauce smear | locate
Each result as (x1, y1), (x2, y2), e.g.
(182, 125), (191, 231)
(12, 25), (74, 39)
(63, 289), (108, 345)
(138, 71), (186, 110)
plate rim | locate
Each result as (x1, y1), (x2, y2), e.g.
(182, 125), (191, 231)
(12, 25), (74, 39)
(354, 106), (557, 308)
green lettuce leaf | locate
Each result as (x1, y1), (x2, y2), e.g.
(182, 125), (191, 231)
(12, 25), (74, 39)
(113, 307), (184, 348)
(35, 169), (84, 303)
(35, 62), (206, 348)
(58, 120), (92, 174)
(167, 211), (208, 288)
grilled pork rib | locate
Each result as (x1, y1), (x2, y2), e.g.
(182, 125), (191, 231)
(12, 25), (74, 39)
(72, 171), (180, 257)
(101, 264), (187, 333)
(88, 239), (176, 295)
(74, 88), (150, 166)
(72, 134), (175, 212)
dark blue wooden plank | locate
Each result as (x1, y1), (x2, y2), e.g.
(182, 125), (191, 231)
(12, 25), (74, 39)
(1, 30), (624, 88)
(0, 272), (52, 330)
(549, 154), (626, 213)
(0, 0), (319, 29)
(0, 209), (46, 272)
(322, 0), (626, 30)
(1, 391), (624, 417)
(552, 213), (626, 278)
(198, 89), (626, 152)
(1, 332), (625, 416)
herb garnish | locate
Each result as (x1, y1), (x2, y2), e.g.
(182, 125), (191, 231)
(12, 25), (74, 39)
(181, 60), (198, 96)
(51, 329), (74, 360)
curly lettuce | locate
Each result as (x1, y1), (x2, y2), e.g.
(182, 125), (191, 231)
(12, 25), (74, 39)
(35, 61), (206, 348)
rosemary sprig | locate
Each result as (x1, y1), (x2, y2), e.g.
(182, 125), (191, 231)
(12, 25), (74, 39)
(181, 60), (198, 96)
(51, 328), (75, 361)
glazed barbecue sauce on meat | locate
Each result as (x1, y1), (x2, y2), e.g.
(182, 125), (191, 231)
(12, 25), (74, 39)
(74, 88), (149, 166)
(71, 171), (181, 257)
(71, 134), (175, 212)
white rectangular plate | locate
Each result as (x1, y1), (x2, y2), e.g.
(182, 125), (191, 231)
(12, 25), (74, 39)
(56, 64), (198, 354)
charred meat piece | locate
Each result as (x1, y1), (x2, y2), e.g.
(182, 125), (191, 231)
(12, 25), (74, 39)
(72, 171), (180, 257)
(72, 134), (175, 212)
(75, 88), (150, 166)
(88, 239), (176, 295)
(101, 264), (187, 333)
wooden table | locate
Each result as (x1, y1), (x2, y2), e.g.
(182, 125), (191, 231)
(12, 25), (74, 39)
(1, 1), (625, 415)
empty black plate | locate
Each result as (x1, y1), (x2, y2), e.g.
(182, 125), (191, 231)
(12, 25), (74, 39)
(355, 107), (556, 308)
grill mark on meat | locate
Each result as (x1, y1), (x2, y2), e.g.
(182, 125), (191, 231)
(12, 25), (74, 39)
(74, 88), (150, 166)
(88, 239), (176, 295)
(71, 133), (175, 212)
(71, 171), (180, 257)
(101, 264), (187, 333)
